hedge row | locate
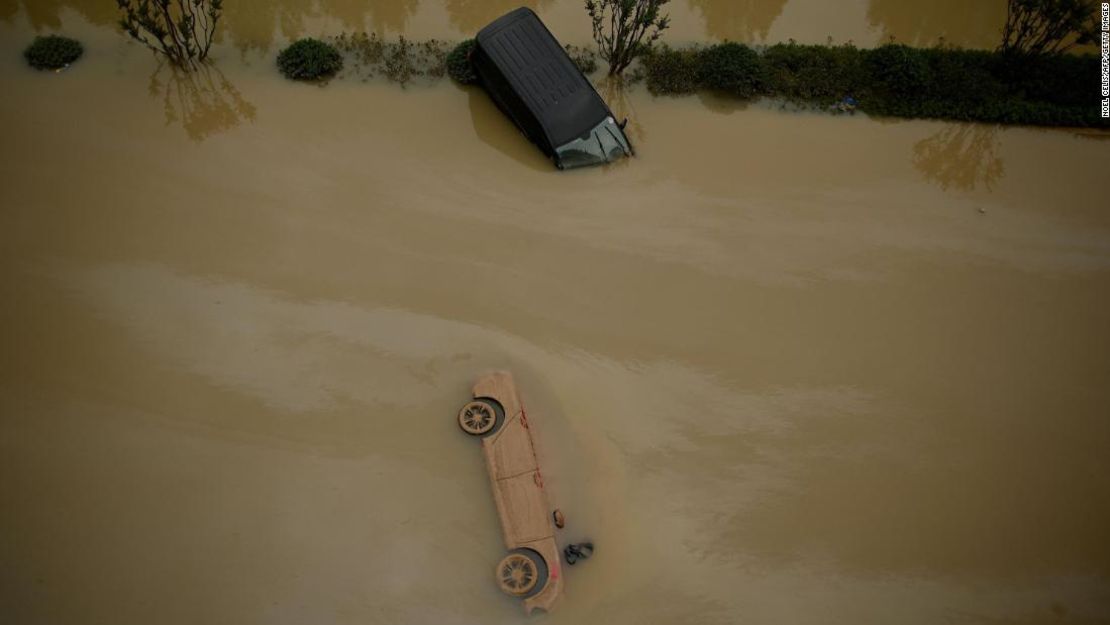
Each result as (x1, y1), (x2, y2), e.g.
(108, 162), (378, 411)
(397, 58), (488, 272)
(642, 42), (1104, 127)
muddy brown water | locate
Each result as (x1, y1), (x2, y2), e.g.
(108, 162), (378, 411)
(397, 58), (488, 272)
(2, 2), (1109, 624)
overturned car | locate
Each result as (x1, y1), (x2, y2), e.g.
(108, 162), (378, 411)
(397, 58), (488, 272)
(471, 7), (633, 170)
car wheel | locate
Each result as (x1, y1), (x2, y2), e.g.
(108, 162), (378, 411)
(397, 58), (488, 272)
(495, 549), (547, 597)
(457, 399), (500, 436)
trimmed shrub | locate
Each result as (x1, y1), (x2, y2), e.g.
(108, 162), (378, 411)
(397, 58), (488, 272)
(697, 42), (766, 98)
(24, 35), (83, 70)
(446, 38), (477, 85)
(641, 40), (1104, 127)
(763, 42), (865, 103)
(866, 44), (930, 97)
(642, 45), (701, 94)
(917, 48), (1001, 104)
(277, 38), (343, 81)
(1005, 51), (1098, 108)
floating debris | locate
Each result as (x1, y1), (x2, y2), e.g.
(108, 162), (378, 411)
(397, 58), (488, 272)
(835, 95), (858, 113)
(564, 541), (594, 565)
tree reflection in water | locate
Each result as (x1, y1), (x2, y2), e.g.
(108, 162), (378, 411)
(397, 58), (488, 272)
(370, 0), (419, 33)
(912, 123), (1004, 192)
(866, 0), (1005, 48)
(0, 0), (116, 29)
(2, 0), (420, 43)
(220, 0), (420, 52)
(686, 0), (788, 42)
(147, 61), (257, 142)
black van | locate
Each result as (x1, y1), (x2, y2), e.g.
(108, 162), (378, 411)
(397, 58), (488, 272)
(471, 7), (633, 170)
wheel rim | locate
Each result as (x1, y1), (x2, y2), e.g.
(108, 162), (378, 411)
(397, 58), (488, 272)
(496, 553), (538, 596)
(458, 401), (495, 435)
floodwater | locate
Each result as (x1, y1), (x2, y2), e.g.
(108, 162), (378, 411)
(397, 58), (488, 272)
(2, 1), (1109, 624)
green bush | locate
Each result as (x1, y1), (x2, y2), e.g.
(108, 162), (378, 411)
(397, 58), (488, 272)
(697, 42), (766, 98)
(277, 38), (343, 81)
(446, 39), (477, 85)
(763, 42), (865, 103)
(642, 46), (701, 94)
(917, 48), (1001, 104)
(865, 47), (993, 117)
(640, 40), (1104, 127)
(24, 35), (83, 70)
(1005, 52), (1098, 108)
(861, 45), (1100, 126)
(866, 44), (930, 97)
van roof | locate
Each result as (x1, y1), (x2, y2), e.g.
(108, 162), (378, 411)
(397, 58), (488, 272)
(476, 7), (610, 147)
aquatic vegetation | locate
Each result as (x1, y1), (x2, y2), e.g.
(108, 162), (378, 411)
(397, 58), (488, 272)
(333, 32), (448, 86)
(23, 35), (83, 70)
(643, 41), (1104, 127)
(117, 0), (222, 70)
(277, 38), (343, 81)
(446, 39), (478, 85)
(384, 37), (446, 84)
(585, 0), (671, 75)
(334, 31), (384, 65)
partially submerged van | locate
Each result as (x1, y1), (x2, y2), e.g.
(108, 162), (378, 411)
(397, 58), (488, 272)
(472, 7), (633, 170)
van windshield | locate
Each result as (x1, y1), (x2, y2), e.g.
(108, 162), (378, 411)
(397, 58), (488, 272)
(555, 117), (632, 169)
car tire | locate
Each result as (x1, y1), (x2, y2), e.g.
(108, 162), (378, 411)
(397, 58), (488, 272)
(495, 548), (549, 598)
(457, 398), (505, 436)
